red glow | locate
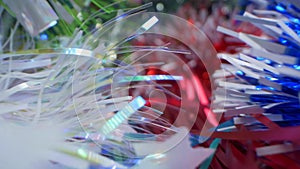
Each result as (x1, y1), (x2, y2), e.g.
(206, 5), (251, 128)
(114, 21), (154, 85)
(204, 107), (218, 127)
(192, 75), (209, 106)
(186, 79), (195, 101)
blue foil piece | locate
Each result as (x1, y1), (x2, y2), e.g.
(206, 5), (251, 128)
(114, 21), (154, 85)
(100, 142), (140, 167)
(250, 94), (298, 103)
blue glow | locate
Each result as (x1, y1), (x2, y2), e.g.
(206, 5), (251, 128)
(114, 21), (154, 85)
(292, 85), (300, 89)
(279, 38), (287, 44)
(266, 76), (278, 81)
(293, 65), (300, 70)
(291, 18), (300, 24)
(267, 86), (276, 91)
(40, 34), (48, 41)
(236, 70), (244, 76)
(264, 59), (272, 64)
(256, 56), (265, 61)
(275, 5), (286, 12)
(256, 86), (276, 91)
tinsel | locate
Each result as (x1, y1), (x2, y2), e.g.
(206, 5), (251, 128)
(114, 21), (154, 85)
(212, 0), (300, 168)
(0, 1), (220, 169)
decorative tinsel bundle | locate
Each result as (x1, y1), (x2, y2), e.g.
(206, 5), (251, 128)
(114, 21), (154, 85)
(211, 0), (300, 168)
(0, 1), (219, 169)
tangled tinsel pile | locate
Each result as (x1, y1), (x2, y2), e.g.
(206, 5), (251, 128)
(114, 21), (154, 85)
(2, 0), (300, 168)
(0, 1), (218, 169)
